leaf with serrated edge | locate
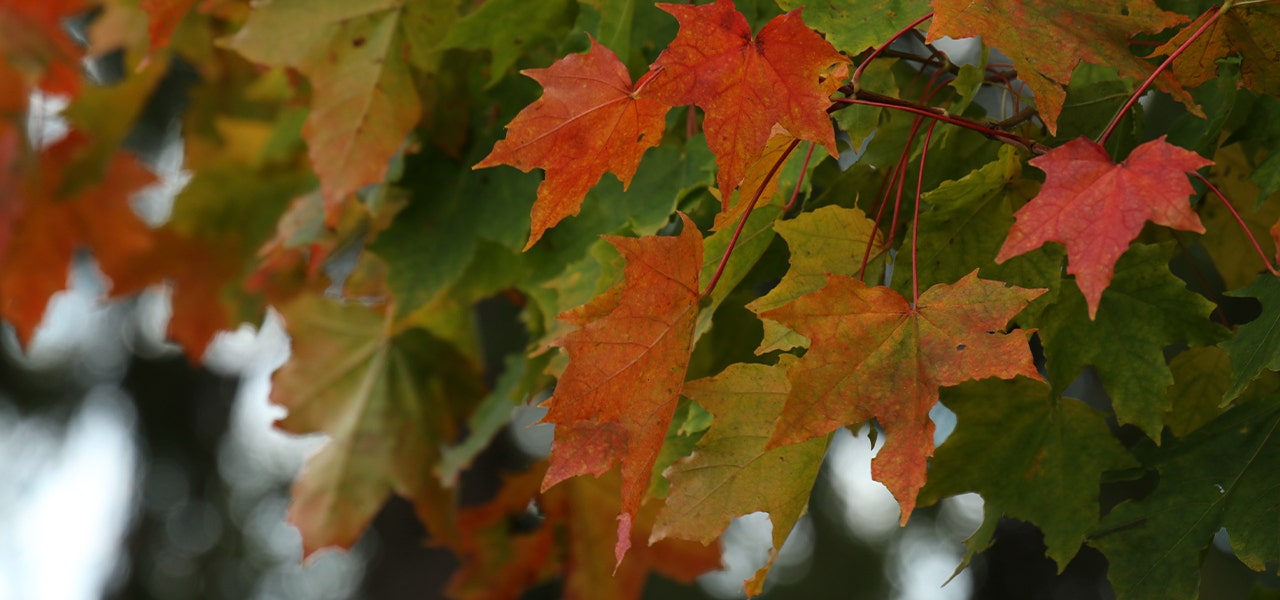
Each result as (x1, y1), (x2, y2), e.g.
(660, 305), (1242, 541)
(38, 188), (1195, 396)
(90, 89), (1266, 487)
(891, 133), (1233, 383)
(647, 0), (847, 197)
(763, 271), (1043, 521)
(1036, 243), (1227, 439)
(654, 358), (826, 595)
(541, 213), (702, 566)
(920, 377), (1136, 569)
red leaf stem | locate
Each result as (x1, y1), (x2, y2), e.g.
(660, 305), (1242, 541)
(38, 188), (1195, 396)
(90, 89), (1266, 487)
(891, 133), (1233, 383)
(1096, 5), (1226, 145)
(912, 120), (940, 306)
(1194, 171), (1280, 277)
(852, 11), (935, 92)
(701, 138), (802, 299)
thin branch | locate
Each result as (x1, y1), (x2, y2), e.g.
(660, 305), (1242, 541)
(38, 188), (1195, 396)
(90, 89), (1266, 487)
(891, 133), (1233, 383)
(852, 12), (935, 92)
(912, 121), (940, 307)
(700, 139), (801, 299)
(1097, 4), (1226, 144)
(1193, 171), (1280, 277)
(831, 94), (1051, 155)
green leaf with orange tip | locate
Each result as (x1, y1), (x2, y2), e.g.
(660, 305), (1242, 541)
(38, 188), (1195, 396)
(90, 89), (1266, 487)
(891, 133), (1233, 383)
(920, 376), (1136, 569)
(475, 38), (670, 249)
(271, 294), (485, 556)
(746, 205), (882, 354)
(646, 0), (848, 197)
(1091, 396), (1280, 600)
(654, 357), (827, 596)
(226, 0), (456, 209)
(1035, 243), (1228, 440)
(762, 271), (1044, 522)
(926, 0), (1196, 134)
(541, 213), (702, 566)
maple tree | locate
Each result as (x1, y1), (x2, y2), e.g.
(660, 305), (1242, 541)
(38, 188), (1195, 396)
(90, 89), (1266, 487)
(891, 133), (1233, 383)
(5, 0), (1280, 598)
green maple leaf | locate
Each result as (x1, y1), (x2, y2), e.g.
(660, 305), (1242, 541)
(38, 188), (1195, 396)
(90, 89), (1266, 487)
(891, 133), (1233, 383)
(653, 358), (827, 595)
(774, 0), (931, 55)
(920, 377), (1136, 569)
(272, 295), (484, 556)
(437, 0), (577, 87)
(1091, 396), (1280, 600)
(1222, 274), (1280, 402)
(1035, 242), (1227, 439)
(893, 146), (1061, 305)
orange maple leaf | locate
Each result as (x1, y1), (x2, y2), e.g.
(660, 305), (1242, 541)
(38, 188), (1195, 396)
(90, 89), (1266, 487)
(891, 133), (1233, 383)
(646, 0), (846, 197)
(541, 213), (702, 566)
(476, 38), (670, 250)
(995, 136), (1211, 318)
(107, 230), (241, 357)
(763, 271), (1043, 521)
(0, 133), (155, 346)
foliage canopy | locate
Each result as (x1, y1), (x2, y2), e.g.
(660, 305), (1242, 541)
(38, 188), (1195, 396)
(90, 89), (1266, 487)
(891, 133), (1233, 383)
(4, 0), (1280, 598)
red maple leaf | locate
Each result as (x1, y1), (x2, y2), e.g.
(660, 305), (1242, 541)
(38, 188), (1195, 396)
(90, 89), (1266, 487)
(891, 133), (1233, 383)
(762, 271), (1043, 521)
(995, 136), (1211, 318)
(541, 213), (702, 566)
(476, 38), (669, 249)
(646, 0), (846, 197)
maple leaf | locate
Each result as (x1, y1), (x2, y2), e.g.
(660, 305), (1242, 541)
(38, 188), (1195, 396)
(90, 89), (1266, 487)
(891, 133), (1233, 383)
(106, 230), (241, 357)
(139, 0), (198, 52)
(775, 0), (932, 55)
(450, 465), (720, 600)
(475, 38), (669, 249)
(1221, 274), (1280, 403)
(1149, 5), (1280, 98)
(762, 271), (1044, 521)
(995, 136), (1211, 319)
(653, 358), (827, 596)
(646, 0), (847, 197)
(271, 295), (484, 556)
(0, 134), (155, 346)
(226, 0), (451, 210)
(1034, 243), (1227, 439)
(0, 0), (87, 97)
(541, 213), (702, 565)
(746, 205), (882, 354)
(1165, 347), (1233, 438)
(920, 377), (1136, 569)
(926, 0), (1195, 134)
(1091, 398), (1280, 600)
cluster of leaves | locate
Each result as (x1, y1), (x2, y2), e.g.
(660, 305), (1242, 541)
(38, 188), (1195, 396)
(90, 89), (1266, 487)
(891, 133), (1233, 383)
(4, 0), (1280, 598)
